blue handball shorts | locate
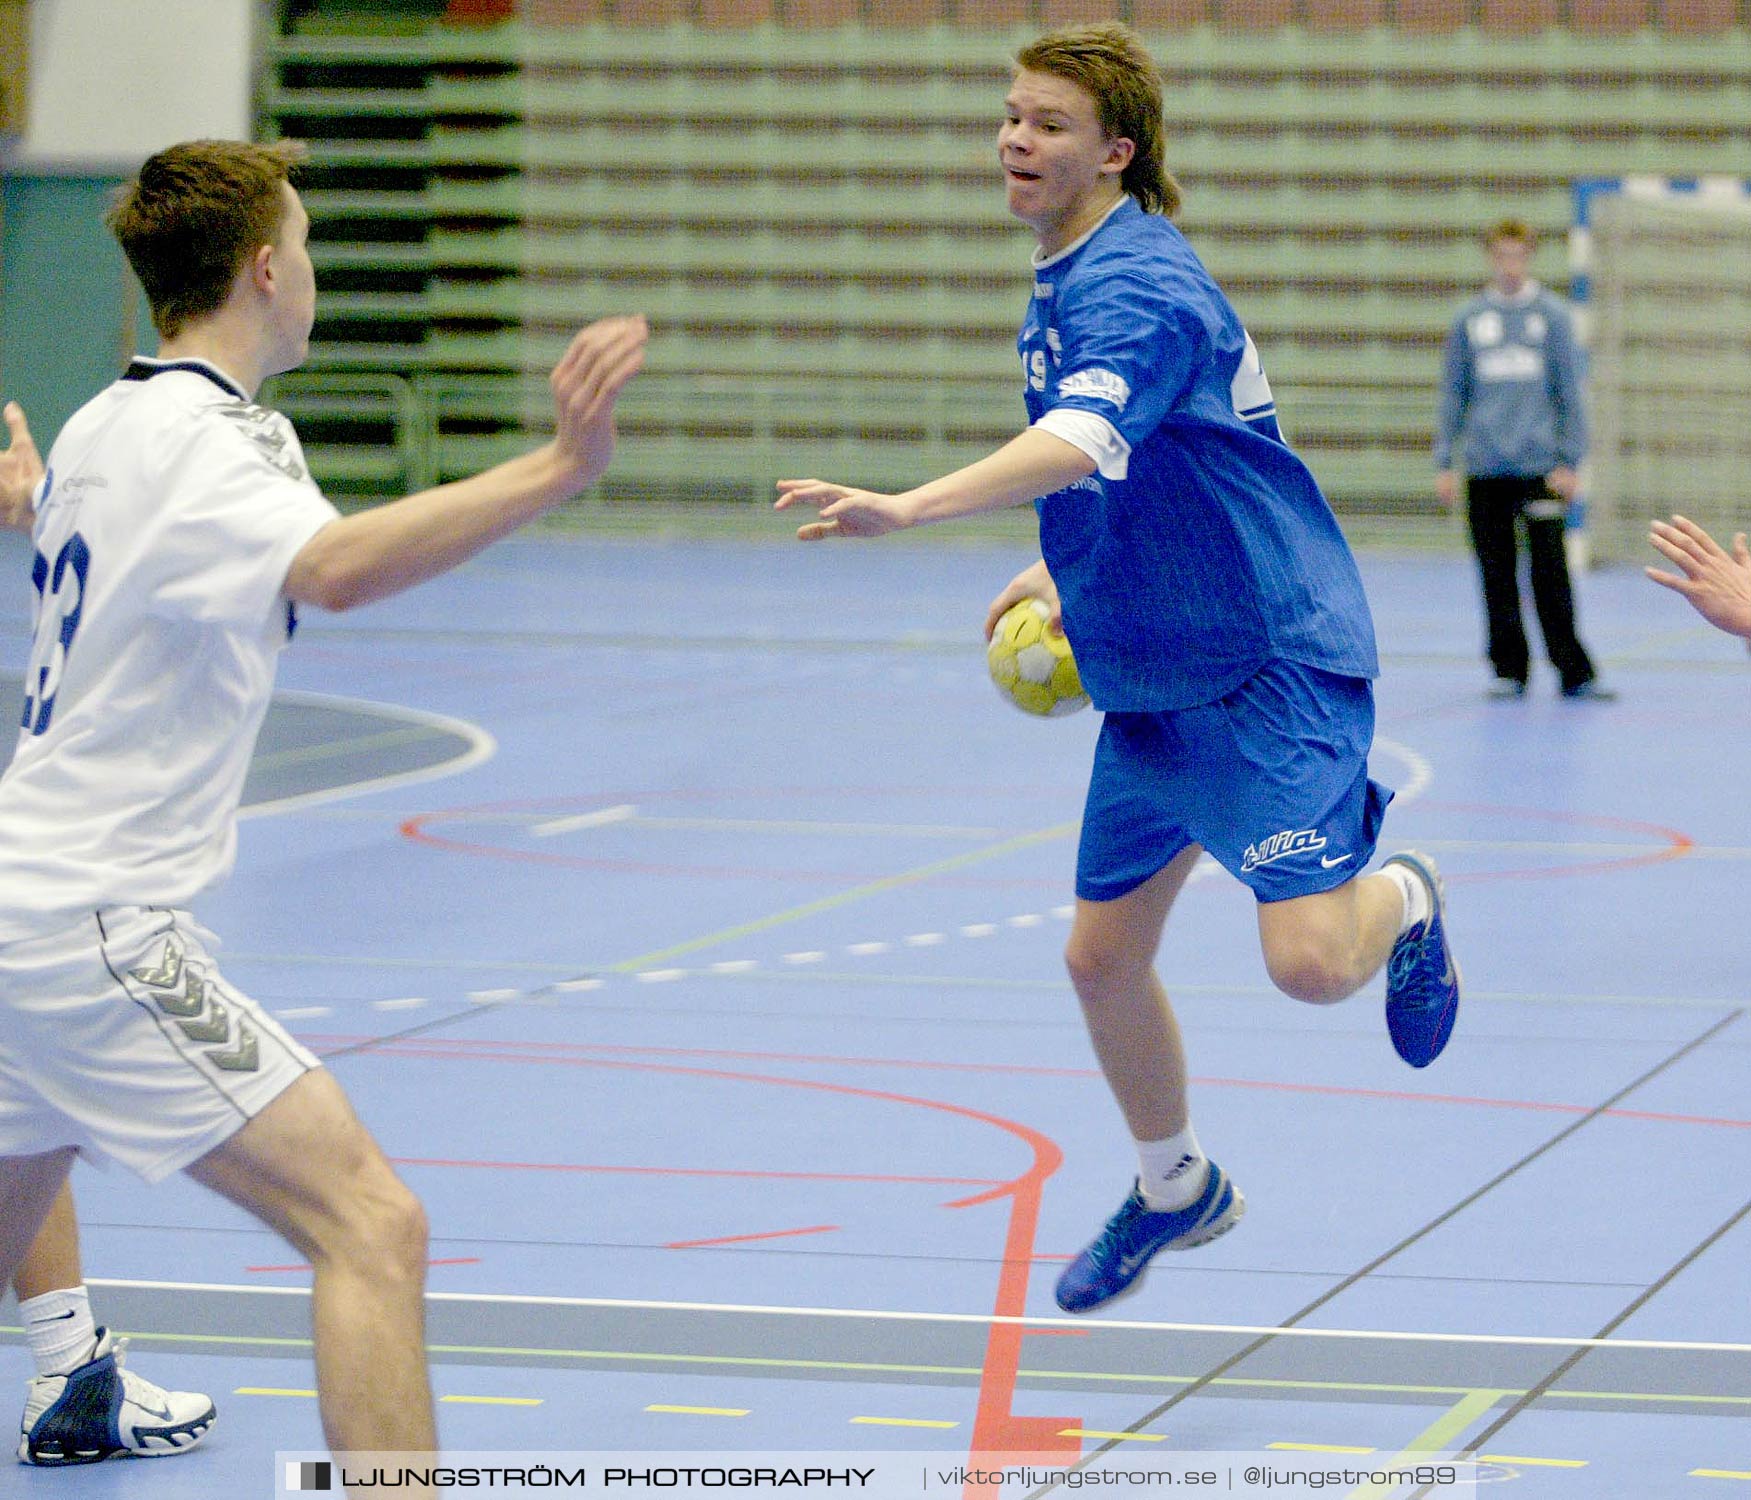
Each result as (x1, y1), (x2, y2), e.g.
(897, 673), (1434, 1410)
(1076, 660), (1393, 905)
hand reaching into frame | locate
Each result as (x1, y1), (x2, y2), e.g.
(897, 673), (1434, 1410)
(1, 402), (44, 533)
(1646, 514), (1751, 642)
(774, 480), (914, 541)
(549, 316), (649, 492)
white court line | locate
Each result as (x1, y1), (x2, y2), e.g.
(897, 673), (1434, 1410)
(1372, 736), (1433, 802)
(532, 804), (638, 838)
(83, 1282), (1751, 1353)
(240, 691), (496, 820)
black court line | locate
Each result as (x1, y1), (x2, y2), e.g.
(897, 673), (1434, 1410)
(1024, 1007), (1747, 1498)
(1400, 1195), (1751, 1498)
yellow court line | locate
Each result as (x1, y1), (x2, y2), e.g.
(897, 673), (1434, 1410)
(1271, 1442), (1376, 1454)
(236, 1386), (317, 1398)
(1345, 1389), (1508, 1500)
(1060, 1429), (1165, 1442)
(850, 1417), (960, 1429)
(645, 1404), (750, 1417)
(607, 822), (1077, 972)
(1479, 1453), (1588, 1468)
(1691, 1470), (1751, 1481)
(441, 1395), (544, 1406)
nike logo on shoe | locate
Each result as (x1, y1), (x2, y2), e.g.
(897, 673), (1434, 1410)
(1115, 1248), (1155, 1278)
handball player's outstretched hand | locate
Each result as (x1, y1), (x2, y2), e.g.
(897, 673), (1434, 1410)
(775, 480), (913, 540)
(1, 401), (44, 533)
(1647, 514), (1751, 642)
(550, 315), (649, 491)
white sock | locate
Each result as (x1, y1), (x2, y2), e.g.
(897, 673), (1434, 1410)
(1379, 862), (1431, 934)
(1137, 1125), (1209, 1210)
(20, 1286), (99, 1378)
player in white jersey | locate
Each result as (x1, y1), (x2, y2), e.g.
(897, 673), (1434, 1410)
(0, 139), (646, 1486)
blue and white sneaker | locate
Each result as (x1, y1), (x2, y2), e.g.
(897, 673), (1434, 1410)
(1382, 850), (1460, 1068)
(18, 1328), (215, 1465)
(1055, 1166), (1245, 1314)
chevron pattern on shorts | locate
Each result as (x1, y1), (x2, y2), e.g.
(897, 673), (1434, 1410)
(129, 936), (261, 1073)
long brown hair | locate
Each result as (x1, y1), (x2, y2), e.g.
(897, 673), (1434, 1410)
(1017, 23), (1180, 219)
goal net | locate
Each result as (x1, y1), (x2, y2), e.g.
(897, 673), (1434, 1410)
(1584, 189), (1751, 564)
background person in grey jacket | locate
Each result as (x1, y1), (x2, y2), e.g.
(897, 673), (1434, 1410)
(1435, 218), (1613, 701)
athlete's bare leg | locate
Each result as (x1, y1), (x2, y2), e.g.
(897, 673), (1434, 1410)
(1063, 845), (1204, 1141)
(187, 1070), (434, 1470)
(0, 1149), (75, 1288)
(1255, 870), (1405, 1005)
(12, 1178), (82, 1301)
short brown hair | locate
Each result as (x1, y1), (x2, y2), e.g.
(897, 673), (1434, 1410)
(108, 139), (308, 338)
(1485, 217), (1537, 249)
(1016, 23), (1180, 219)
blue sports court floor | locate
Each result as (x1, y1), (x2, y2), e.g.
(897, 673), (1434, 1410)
(0, 524), (1746, 1498)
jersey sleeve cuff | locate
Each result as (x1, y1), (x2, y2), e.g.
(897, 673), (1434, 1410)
(1033, 409), (1131, 481)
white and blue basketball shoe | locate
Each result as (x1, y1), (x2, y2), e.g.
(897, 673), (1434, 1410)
(18, 1328), (215, 1465)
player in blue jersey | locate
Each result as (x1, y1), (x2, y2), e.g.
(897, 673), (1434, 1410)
(776, 22), (1461, 1313)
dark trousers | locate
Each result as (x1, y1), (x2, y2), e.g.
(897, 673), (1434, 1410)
(1465, 475), (1597, 693)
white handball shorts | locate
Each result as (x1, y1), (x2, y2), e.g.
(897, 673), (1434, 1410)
(0, 906), (321, 1181)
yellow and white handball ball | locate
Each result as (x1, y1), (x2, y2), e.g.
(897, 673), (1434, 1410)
(987, 597), (1089, 717)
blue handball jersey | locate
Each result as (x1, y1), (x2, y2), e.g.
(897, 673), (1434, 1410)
(1023, 198), (1379, 711)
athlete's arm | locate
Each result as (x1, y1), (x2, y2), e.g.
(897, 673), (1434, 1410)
(284, 316), (646, 610)
(774, 428), (1094, 540)
(1, 402), (44, 533)
(1433, 317), (1469, 491)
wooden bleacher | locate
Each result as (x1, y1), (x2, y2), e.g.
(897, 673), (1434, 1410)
(263, 14), (1751, 515)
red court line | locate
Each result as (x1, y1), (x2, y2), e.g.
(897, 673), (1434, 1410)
(399, 790), (1695, 889)
(1415, 799), (1694, 883)
(316, 1035), (1075, 1472)
(369, 1036), (1101, 1081)
(387, 1157), (1004, 1186)
(1189, 1074), (1751, 1130)
(300, 1035), (1751, 1131)
(666, 1225), (839, 1249)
